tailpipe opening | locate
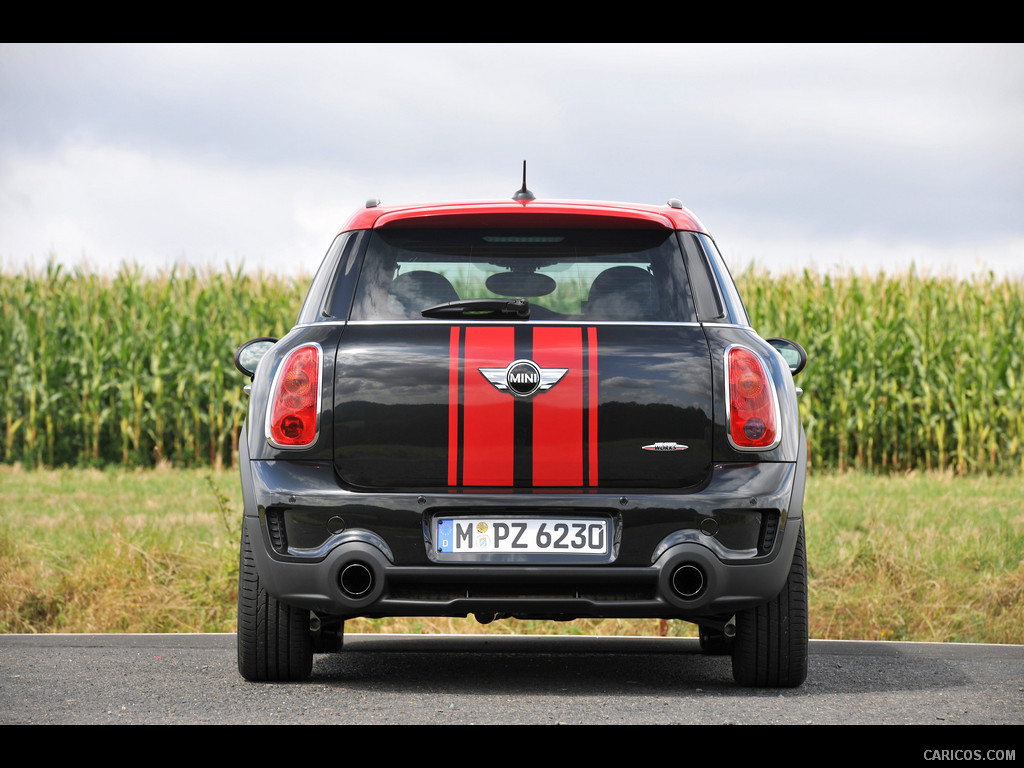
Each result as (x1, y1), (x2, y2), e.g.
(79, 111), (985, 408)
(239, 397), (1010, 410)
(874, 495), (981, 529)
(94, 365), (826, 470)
(670, 563), (706, 600)
(339, 561), (375, 598)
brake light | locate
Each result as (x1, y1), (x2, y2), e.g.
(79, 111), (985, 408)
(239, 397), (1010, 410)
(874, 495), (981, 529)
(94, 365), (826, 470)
(267, 344), (322, 447)
(726, 346), (779, 450)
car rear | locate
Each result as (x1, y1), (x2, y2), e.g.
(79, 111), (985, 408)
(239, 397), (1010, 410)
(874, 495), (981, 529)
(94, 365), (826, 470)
(236, 197), (808, 687)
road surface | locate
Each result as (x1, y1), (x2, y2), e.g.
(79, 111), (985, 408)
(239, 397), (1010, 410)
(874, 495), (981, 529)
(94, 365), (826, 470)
(1, 633), (1022, 730)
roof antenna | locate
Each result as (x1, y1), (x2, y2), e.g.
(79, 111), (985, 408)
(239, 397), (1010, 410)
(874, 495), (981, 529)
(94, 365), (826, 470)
(512, 160), (535, 201)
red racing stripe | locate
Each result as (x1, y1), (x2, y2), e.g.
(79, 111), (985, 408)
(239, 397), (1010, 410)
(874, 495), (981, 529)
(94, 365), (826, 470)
(532, 326), (583, 486)
(462, 326), (515, 486)
(588, 326), (598, 486)
(447, 326), (460, 486)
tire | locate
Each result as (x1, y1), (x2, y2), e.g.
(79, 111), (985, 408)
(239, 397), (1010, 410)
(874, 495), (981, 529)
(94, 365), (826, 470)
(237, 525), (314, 682)
(731, 521), (808, 687)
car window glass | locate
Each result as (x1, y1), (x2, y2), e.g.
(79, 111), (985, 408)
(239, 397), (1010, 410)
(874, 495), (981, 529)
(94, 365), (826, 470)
(296, 233), (351, 325)
(677, 232), (725, 322)
(349, 228), (697, 322)
(697, 233), (750, 326)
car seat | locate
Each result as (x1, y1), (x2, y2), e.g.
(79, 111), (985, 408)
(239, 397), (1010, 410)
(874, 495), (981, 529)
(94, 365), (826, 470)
(387, 270), (460, 317)
(583, 265), (658, 319)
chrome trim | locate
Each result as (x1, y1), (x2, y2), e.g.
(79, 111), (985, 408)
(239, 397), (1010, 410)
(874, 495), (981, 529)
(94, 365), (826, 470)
(701, 322), (755, 330)
(723, 343), (783, 453)
(264, 342), (324, 450)
(479, 360), (569, 397)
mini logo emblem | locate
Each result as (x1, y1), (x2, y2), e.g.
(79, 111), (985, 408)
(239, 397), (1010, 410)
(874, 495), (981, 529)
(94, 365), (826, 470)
(479, 359), (568, 398)
(642, 442), (689, 451)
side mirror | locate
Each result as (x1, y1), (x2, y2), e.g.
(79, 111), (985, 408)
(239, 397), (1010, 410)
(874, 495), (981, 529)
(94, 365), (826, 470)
(233, 337), (279, 379)
(766, 337), (808, 376)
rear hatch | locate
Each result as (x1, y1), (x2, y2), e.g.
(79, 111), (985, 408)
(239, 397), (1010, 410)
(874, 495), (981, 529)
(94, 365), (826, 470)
(332, 227), (713, 491)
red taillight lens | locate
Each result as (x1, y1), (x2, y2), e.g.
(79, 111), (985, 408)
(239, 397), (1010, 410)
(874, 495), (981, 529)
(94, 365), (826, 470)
(268, 344), (321, 447)
(727, 347), (778, 450)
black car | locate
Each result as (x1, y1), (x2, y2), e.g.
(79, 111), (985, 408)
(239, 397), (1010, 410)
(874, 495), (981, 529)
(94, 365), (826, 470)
(233, 190), (809, 687)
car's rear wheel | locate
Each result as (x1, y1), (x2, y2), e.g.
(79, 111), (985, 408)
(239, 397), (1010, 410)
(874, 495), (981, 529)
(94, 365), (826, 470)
(237, 526), (314, 682)
(731, 521), (808, 687)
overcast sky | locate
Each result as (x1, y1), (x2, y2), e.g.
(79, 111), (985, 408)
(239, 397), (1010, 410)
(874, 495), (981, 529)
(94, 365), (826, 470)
(1, 43), (1021, 278)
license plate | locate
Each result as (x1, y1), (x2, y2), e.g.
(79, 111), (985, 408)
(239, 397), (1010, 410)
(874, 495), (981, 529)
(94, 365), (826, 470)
(436, 518), (608, 555)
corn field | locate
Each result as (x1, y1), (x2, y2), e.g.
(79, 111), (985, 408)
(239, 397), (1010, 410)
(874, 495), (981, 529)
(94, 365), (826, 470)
(1, 262), (1021, 473)
(741, 267), (1024, 474)
(0, 263), (307, 469)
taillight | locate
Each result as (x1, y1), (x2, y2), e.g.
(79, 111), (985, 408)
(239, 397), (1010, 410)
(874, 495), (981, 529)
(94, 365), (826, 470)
(267, 344), (322, 448)
(726, 346), (779, 450)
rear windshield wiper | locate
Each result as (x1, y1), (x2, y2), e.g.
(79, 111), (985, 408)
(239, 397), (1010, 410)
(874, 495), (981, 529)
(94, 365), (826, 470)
(421, 299), (530, 320)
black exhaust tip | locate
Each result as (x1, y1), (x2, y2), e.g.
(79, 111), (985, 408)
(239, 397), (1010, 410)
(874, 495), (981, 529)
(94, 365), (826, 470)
(670, 563), (706, 599)
(339, 562), (374, 598)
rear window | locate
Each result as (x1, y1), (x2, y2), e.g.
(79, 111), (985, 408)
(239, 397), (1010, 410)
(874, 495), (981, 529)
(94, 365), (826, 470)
(348, 228), (697, 322)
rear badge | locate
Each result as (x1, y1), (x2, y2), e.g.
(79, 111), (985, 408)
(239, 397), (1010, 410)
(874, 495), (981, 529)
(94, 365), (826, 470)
(479, 359), (568, 398)
(642, 442), (689, 451)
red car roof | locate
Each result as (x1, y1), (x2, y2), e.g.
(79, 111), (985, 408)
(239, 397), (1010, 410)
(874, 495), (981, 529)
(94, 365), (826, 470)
(339, 198), (709, 234)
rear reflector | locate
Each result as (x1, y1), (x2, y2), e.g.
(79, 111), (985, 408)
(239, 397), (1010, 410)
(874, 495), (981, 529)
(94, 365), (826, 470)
(726, 346), (779, 450)
(267, 343), (322, 447)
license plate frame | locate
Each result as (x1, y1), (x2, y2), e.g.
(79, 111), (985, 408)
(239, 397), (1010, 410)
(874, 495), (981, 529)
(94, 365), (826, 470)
(434, 516), (611, 561)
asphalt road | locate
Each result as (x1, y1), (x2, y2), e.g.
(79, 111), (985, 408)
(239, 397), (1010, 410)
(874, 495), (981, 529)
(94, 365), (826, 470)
(1, 633), (1022, 730)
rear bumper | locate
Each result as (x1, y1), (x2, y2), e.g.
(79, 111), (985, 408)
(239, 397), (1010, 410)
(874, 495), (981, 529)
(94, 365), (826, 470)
(239, 427), (807, 621)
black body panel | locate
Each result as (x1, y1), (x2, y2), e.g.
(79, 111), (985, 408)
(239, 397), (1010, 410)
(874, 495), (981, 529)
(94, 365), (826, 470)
(239, 429), (806, 620)
(332, 322), (714, 491)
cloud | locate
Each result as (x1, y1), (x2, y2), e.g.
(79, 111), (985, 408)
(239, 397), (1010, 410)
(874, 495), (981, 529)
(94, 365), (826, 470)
(1, 43), (1021, 276)
(0, 141), (345, 272)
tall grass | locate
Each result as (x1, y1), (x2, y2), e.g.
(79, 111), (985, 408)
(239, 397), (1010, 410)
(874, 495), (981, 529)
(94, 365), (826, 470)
(0, 261), (1021, 473)
(0, 263), (306, 469)
(738, 267), (1024, 474)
